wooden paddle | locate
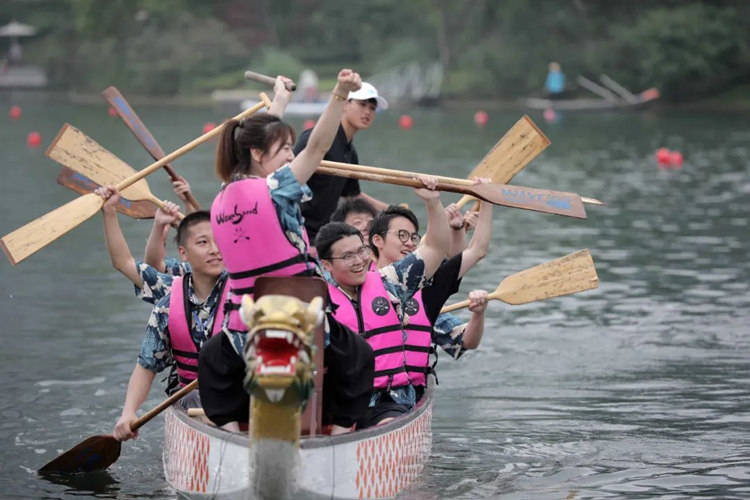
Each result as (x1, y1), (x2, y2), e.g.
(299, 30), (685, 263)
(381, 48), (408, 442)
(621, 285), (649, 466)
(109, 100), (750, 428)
(440, 249), (599, 313)
(455, 115), (550, 208)
(46, 124), (183, 218)
(315, 164), (587, 218)
(244, 69), (296, 91)
(0, 100), (267, 265)
(322, 159), (602, 205)
(56, 167), (156, 219)
(102, 86), (201, 210)
(39, 379), (198, 473)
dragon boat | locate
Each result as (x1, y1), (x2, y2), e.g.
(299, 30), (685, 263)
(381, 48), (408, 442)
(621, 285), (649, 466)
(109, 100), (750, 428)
(163, 277), (434, 500)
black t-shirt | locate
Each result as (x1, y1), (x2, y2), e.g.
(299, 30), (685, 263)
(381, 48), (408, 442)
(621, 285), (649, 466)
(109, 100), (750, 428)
(295, 125), (361, 241)
(421, 253), (463, 324)
(197, 314), (374, 428)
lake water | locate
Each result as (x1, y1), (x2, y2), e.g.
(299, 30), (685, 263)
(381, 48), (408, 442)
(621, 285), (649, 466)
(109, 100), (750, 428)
(1, 92), (749, 499)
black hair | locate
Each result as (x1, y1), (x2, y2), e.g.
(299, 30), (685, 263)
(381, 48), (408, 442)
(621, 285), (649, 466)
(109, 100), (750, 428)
(368, 205), (419, 257)
(175, 210), (211, 246)
(314, 222), (363, 260)
(215, 113), (296, 182)
(330, 198), (378, 222)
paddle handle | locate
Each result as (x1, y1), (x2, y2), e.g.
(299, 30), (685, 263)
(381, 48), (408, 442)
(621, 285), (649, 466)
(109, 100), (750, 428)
(130, 379), (198, 431)
(316, 166), (478, 198)
(244, 70), (297, 91)
(114, 100), (266, 194)
(102, 86), (202, 210)
(320, 160), (476, 187)
(441, 291), (500, 313)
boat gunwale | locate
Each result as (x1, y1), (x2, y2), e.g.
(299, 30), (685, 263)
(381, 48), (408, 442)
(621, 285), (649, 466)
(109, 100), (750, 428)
(168, 378), (435, 449)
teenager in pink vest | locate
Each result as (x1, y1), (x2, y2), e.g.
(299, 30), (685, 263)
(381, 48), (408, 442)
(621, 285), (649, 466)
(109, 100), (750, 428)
(315, 176), (452, 428)
(111, 211), (227, 442)
(198, 70), (374, 434)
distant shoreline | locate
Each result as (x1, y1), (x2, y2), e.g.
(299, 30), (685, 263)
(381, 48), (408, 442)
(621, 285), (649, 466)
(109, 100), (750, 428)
(3, 88), (750, 112)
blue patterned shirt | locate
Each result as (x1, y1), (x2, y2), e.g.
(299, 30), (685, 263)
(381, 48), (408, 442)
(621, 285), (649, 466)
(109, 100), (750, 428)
(138, 272), (228, 381)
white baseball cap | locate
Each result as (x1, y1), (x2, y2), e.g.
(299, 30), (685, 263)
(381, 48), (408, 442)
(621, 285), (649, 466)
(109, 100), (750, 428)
(347, 82), (389, 110)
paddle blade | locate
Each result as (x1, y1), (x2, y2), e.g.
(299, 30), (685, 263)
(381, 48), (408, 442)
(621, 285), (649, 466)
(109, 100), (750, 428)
(495, 249), (599, 305)
(1, 193), (103, 265)
(57, 166), (156, 219)
(38, 435), (121, 473)
(468, 115), (550, 184)
(46, 124), (153, 201)
(471, 183), (587, 219)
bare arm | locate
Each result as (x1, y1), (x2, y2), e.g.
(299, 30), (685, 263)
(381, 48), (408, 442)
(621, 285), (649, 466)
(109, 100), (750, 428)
(289, 69), (362, 185)
(445, 203), (468, 256)
(414, 176), (451, 279)
(458, 200), (493, 278)
(97, 186), (143, 288)
(171, 176), (199, 215)
(268, 75), (295, 117)
(460, 290), (488, 350)
(143, 201), (181, 272)
(113, 363), (156, 441)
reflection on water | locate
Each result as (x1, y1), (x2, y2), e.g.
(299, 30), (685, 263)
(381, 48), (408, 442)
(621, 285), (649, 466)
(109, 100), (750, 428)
(1, 98), (749, 498)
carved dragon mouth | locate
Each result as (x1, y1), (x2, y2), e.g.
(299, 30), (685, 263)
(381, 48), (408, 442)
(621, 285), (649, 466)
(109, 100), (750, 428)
(245, 328), (313, 405)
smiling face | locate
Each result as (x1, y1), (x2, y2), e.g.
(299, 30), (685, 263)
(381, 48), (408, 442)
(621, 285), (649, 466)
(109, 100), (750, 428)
(372, 216), (418, 265)
(342, 99), (377, 132)
(178, 221), (224, 279)
(344, 211), (374, 241)
(251, 137), (295, 177)
(321, 234), (370, 292)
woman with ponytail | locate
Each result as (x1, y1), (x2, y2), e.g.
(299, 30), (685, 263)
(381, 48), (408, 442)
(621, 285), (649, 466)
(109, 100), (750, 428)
(199, 70), (375, 434)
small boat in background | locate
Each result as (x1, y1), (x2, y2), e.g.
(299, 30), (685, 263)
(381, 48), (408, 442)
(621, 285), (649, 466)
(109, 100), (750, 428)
(523, 74), (659, 111)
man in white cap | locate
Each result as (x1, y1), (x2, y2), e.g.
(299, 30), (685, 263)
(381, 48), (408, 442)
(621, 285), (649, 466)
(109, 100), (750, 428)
(295, 82), (389, 242)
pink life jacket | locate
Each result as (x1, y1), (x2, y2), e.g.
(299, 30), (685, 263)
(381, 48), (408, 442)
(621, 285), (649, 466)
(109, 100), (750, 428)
(211, 177), (316, 331)
(328, 270), (433, 389)
(168, 274), (229, 386)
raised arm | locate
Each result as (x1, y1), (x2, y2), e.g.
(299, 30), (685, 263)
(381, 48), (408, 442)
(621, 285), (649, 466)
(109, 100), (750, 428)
(96, 185), (143, 288)
(414, 176), (451, 279)
(268, 75), (295, 117)
(171, 176), (199, 215)
(445, 203), (468, 256)
(289, 69), (362, 185)
(143, 200), (181, 272)
(458, 197), (493, 279)
(460, 290), (488, 349)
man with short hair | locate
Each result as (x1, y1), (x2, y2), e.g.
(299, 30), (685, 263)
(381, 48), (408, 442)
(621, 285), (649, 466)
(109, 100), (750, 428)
(368, 200), (493, 359)
(100, 196), (228, 442)
(330, 197), (378, 242)
(315, 177), (450, 427)
(296, 82), (389, 241)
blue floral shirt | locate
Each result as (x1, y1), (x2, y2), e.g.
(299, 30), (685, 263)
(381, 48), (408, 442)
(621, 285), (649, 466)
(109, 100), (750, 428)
(137, 272), (228, 390)
(132, 259), (190, 304)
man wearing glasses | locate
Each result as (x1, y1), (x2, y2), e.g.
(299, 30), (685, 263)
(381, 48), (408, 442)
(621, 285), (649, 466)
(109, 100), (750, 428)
(314, 176), (451, 428)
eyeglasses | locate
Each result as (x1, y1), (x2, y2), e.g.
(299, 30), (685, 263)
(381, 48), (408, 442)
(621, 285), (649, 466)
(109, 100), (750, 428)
(327, 245), (372, 265)
(389, 229), (420, 245)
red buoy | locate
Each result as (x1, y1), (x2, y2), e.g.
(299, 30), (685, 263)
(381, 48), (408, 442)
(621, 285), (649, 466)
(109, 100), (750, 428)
(108, 106), (117, 117)
(473, 110), (488, 127)
(27, 131), (42, 148)
(202, 122), (216, 134)
(399, 115), (413, 130)
(303, 119), (316, 130)
(655, 148), (671, 165)
(9, 105), (22, 120)
(669, 151), (684, 168)
(543, 108), (557, 123)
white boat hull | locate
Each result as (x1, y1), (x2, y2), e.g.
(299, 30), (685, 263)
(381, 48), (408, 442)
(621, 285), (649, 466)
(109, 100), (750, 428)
(163, 386), (433, 499)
